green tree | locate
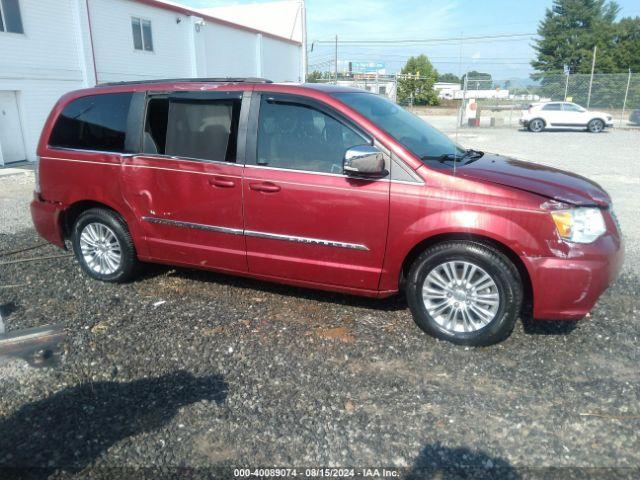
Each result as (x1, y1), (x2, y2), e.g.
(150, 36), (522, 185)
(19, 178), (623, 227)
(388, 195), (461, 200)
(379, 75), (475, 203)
(530, 0), (640, 107)
(613, 16), (640, 72)
(397, 55), (439, 106)
(437, 73), (460, 83)
(531, 0), (620, 75)
(306, 70), (331, 83)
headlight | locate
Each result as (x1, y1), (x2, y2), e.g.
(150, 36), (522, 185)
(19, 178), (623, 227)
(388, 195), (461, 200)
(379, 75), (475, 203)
(551, 208), (606, 243)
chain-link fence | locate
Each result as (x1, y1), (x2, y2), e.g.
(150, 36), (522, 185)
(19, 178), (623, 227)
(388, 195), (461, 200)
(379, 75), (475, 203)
(469, 73), (640, 128)
(310, 72), (640, 129)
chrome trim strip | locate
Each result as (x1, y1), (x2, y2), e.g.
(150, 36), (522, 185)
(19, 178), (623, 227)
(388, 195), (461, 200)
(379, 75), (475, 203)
(392, 179), (425, 186)
(46, 148), (243, 168)
(245, 161), (423, 185)
(142, 217), (243, 235)
(131, 153), (243, 167)
(244, 230), (369, 251)
(47, 146), (133, 156)
(243, 176), (388, 195)
(40, 156), (121, 166)
(244, 163), (390, 181)
(123, 163), (241, 177)
(141, 216), (368, 250)
(40, 157), (242, 178)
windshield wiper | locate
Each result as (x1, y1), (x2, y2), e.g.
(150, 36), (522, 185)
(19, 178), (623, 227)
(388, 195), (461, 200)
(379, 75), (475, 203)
(421, 149), (484, 164)
(463, 148), (484, 160)
(421, 153), (465, 163)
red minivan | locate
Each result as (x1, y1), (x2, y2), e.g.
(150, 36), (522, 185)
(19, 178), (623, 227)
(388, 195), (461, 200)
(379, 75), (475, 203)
(31, 78), (624, 345)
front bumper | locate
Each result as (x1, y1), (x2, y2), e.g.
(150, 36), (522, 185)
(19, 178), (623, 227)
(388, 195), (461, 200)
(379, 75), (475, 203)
(30, 195), (65, 249)
(524, 229), (624, 320)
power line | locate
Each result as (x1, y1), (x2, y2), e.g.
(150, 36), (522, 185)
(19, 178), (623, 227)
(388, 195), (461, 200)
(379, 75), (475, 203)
(330, 52), (535, 60)
(313, 32), (537, 45)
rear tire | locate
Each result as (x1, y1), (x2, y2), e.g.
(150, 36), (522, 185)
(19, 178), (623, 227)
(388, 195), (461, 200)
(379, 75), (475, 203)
(587, 119), (604, 133)
(71, 208), (139, 283)
(406, 241), (522, 346)
(528, 118), (545, 132)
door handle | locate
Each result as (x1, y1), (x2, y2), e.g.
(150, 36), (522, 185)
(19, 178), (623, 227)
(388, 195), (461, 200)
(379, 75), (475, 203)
(209, 177), (235, 188)
(249, 182), (281, 193)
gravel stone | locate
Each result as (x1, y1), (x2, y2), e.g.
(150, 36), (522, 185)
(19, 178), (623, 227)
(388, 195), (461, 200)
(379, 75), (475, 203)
(0, 130), (638, 477)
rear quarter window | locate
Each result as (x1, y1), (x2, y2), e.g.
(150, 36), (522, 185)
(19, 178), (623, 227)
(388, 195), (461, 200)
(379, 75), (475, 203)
(542, 103), (561, 111)
(49, 93), (133, 152)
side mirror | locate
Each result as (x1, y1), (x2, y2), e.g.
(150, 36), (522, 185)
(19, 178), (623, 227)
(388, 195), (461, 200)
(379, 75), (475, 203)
(343, 145), (386, 178)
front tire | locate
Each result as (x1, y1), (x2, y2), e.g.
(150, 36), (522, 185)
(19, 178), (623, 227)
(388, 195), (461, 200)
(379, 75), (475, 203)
(71, 208), (139, 283)
(528, 118), (545, 132)
(406, 241), (522, 346)
(587, 119), (604, 133)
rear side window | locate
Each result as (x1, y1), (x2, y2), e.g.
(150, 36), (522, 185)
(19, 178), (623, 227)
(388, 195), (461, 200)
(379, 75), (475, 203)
(144, 94), (241, 162)
(49, 93), (133, 152)
(542, 103), (561, 111)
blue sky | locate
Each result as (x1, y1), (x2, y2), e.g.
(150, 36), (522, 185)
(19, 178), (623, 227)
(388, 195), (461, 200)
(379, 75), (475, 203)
(182, 0), (640, 80)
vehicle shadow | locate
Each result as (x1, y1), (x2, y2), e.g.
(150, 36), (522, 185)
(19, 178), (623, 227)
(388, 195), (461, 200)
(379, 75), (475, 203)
(139, 263), (407, 312)
(0, 370), (227, 477)
(520, 309), (578, 336)
(406, 442), (519, 479)
(518, 127), (609, 134)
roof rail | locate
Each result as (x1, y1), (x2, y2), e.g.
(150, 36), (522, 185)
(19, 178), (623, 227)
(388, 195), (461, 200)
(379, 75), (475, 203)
(98, 77), (273, 87)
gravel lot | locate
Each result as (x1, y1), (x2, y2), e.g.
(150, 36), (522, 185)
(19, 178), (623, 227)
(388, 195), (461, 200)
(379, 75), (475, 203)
(0, 127), (639, 478)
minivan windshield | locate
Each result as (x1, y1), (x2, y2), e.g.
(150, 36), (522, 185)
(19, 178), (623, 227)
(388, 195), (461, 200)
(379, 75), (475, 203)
(334, 92), (466, 163)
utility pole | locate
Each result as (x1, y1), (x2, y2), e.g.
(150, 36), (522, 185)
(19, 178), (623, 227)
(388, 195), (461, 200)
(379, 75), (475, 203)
(301, 0), (307, 82)
(334, 35), (338, 84)
(621, 68), (632, 126)
(587, 45), (597, 108)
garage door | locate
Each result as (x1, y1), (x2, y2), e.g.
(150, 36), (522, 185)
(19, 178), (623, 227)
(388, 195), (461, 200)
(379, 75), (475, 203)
(0, 91), (27, 165)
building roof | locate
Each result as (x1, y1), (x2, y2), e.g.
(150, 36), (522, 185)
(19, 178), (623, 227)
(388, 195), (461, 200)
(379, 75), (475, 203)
(134, 0), (302, 46)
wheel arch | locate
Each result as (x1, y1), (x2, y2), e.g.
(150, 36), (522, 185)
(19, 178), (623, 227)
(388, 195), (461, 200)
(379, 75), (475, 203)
(589, 116), (607, 125)
(399, 233), (533, 316)
(60, 200), (127, 240)
(529, 117), (546, 128)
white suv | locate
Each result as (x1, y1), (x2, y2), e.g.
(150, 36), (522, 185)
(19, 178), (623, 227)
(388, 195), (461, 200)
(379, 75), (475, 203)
(520, 102), (613, 133)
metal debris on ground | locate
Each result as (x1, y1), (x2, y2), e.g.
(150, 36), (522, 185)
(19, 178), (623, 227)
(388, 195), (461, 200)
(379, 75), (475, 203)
(0, 324), (66, 368)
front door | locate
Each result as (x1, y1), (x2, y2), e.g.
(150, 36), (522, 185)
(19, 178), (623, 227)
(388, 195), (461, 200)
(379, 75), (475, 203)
(122, 90), (247, 272)
(242, 93), (390, 291)
(561, 102), (589, 127)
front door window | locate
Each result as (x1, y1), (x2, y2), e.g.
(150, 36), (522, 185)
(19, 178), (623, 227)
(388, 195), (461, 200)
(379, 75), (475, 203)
(257, 96), (368, 174)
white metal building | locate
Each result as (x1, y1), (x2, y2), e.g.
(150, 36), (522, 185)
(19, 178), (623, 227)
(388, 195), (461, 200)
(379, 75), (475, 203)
(0, 0), (303, 165)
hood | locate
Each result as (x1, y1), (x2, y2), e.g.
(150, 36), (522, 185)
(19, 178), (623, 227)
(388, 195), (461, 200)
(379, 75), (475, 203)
(456, 154), (610, 206)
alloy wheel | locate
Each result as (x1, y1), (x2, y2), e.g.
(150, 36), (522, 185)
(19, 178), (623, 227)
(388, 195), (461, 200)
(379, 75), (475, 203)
(421, 260), (501, 333)
(530, 119), (544, 132)
(79, 222), (122, 275)
(589, 120), (603, 133)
